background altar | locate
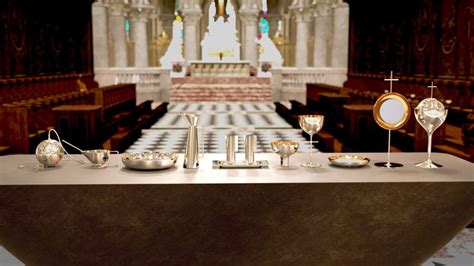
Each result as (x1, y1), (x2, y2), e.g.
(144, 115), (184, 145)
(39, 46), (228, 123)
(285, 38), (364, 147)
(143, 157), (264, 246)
(188, 61), (251, 77)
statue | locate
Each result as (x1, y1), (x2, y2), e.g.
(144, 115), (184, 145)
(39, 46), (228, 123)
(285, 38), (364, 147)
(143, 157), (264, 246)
(256, 17), (283, 68)
(160, 14), (185, 75)
(201, 1), (240, 61)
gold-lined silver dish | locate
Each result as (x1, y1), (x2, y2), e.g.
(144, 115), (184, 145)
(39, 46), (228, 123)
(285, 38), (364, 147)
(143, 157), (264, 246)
(328, 155), (370, 168)
(122, 151), (178, 170)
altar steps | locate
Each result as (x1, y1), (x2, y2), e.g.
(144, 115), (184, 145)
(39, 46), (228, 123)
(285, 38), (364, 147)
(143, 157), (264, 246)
(170, 77), (272, 102)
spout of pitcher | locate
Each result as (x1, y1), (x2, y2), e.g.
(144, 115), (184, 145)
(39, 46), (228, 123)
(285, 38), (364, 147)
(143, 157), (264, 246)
(183, 113), (199, 126)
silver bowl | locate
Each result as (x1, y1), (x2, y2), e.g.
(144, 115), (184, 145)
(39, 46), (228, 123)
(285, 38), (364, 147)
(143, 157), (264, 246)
(121, 151), (178, 170)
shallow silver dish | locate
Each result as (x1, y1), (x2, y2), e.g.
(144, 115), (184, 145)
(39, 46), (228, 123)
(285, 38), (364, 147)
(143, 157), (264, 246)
(328, 155), (370, 168)
(122, 151), (178, 170)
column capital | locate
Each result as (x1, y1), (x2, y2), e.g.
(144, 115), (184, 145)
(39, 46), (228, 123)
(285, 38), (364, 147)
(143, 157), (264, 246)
(240, 1), (259, 12)
(148, 9), (159, 20)
(130, 0), (153, 9)
(109, 3), (129, 17)
(93, 0), (106, 7)
(130, 0), (154, 17)
(293, 10), (312, 23)
(181, 2), (202, 13)
(129, 9), (150, 22)
(290, 0), (313, 22)
(239, 9), (259, 25)
(289, 0), (311, 12)
(182, 8), (202, 25)
(329, 0), (349, 8)
(312, 3), (332, 17)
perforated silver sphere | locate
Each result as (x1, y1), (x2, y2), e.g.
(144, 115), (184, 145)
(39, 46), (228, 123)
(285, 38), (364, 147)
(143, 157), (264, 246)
(35, 139), (64, 167)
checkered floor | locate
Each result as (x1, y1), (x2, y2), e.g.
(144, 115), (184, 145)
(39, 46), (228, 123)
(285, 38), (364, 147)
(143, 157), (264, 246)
(152, 112), (291, 129)
(128, 102), (315, 154)
(127, 129), (313, 154)
(167, 102), (276, 113)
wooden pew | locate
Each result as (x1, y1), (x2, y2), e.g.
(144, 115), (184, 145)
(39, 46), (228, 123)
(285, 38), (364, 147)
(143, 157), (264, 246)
(0, 73), (98, 153)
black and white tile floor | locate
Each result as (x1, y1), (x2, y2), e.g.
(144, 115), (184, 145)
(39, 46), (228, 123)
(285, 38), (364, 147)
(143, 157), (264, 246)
(128, 102), (314, 154)
(127, 129), (312, 154)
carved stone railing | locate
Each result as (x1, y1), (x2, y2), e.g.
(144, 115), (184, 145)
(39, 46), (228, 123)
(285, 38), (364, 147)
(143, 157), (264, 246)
(271, 67), (347, 103)
(94, 68), (171, 103)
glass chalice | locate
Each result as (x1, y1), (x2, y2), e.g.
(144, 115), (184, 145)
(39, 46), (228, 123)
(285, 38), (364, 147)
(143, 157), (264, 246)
(299, 115), (324, 168)
(414, 98), (448, 168)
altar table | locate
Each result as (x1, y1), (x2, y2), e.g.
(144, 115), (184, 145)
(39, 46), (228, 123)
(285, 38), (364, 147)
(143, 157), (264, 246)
(0, 153), (472, 265)
(189, 61), (251, 77)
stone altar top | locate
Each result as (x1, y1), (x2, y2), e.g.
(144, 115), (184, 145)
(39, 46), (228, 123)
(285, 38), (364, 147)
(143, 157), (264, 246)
(0, 153), (472, 185)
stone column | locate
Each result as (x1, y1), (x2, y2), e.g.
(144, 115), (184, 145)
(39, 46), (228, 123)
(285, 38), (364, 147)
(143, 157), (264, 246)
(313, 3), (332, 67)
(283, 13), (291, 39)
(240, 10), (259, 67)
(182, 10), (202, 61)
(130, 10), (149, 67)
(331, 1), (349, 68)
(92, 1), (109, 68)
(109, 3), (128, 67)
(270, 68), (282, 101)
(294, 11), (310, 68)
(240, 12), (258, 67)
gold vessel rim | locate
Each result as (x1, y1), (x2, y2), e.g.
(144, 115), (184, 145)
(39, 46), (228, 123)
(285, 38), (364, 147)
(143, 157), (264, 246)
(373, 92), (411, 130)
(298, 114), (324, 118)
(271, 140), (300, 145)
(328, 155), (370, 162)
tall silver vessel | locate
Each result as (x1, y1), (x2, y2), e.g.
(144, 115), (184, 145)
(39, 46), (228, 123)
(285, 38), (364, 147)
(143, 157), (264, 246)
(183, 113), (200, 168)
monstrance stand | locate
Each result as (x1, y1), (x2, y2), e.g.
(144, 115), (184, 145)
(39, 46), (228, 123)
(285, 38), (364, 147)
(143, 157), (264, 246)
(373, 71), (411, 168)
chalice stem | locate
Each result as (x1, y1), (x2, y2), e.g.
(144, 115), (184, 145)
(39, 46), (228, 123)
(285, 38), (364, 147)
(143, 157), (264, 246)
(427, 133), (432, 163)
(309, 134), (313, 165)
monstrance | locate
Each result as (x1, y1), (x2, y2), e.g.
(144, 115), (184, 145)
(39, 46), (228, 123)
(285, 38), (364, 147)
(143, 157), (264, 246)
(373, 71), (411, 168)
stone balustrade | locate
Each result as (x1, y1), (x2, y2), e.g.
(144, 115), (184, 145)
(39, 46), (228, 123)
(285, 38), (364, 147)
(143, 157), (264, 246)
(94, 67), (171, 103)
(271, 67), (347, 103)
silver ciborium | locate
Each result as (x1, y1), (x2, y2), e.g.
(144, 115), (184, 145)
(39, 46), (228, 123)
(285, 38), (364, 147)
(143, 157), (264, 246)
(271, 140), (299, 167)
(35, 129), (65, 168)
(414, 98), (448, 168)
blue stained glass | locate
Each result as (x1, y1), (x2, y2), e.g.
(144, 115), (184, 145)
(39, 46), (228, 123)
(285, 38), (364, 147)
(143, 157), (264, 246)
(125, 19), (130, 33)
(259, 17), (269, 34)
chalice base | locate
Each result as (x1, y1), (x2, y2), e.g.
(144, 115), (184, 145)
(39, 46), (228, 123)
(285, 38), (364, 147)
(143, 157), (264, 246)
(301, 162), (321, 168)
(374, 162), (404, 168)
(415, 160), (442, 168)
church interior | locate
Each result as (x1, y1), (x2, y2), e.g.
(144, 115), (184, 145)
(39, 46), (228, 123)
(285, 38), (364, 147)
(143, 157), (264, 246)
(0, 0), (473, 265)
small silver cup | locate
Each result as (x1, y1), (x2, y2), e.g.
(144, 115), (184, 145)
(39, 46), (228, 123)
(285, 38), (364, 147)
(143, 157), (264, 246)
(244, 134), (257, 164)
(225, 134), (238, 164)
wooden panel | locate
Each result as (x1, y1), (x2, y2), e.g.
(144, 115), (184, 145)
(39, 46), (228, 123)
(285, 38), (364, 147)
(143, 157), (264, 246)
(53, 105), (103, 150)
(0, 0), (94, 78)
(345, 0), (473, 100)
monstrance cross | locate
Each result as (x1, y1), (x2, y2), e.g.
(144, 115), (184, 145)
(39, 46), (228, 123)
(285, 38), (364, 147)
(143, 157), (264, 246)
(428, 81), (437, 98)
(384, 71), (399, 93)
